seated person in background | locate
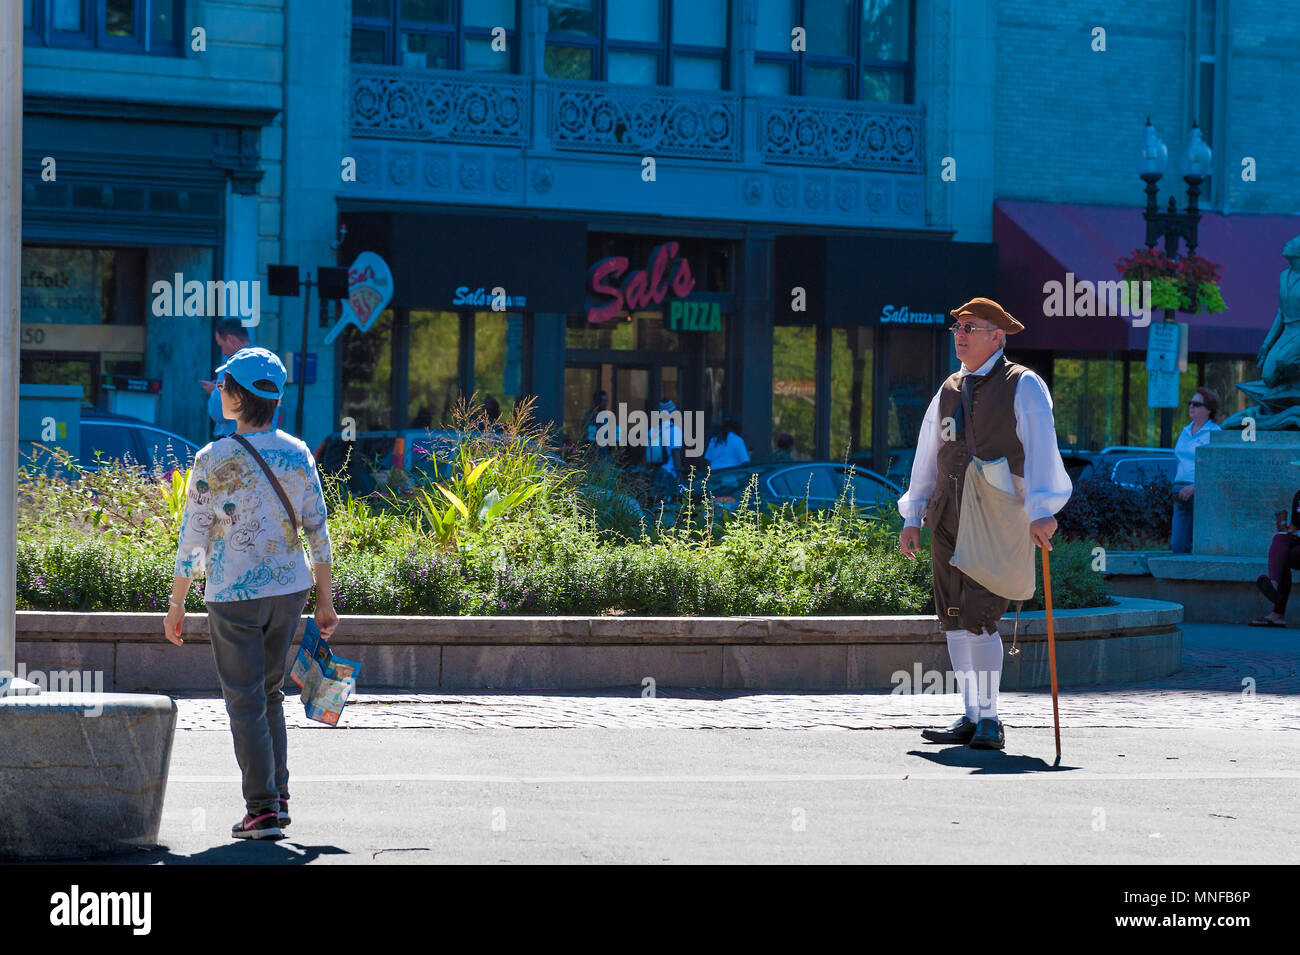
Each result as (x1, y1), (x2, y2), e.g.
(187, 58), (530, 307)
(1251, 489), (1300, 627)
(770, 432), (796, 463)
(704, 417), (750, 470)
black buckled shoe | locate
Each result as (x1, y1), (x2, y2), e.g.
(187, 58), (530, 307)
(969, 718), (1005, 750)
(921, 716), (977, 744)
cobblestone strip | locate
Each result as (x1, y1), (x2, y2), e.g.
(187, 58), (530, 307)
(175, 645), (1300, 732)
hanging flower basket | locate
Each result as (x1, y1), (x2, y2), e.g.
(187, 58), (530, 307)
(1115, 247), (1226, 316)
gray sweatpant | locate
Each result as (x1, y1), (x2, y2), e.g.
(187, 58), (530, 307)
(206, 588), (311, 816)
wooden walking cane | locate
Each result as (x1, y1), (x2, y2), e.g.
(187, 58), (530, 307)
(1041, 544), (1062, 759)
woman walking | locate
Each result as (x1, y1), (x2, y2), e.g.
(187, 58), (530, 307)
(163, 347), (336, 840)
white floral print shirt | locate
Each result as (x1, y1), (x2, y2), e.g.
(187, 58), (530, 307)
(174, 428), (332, 602)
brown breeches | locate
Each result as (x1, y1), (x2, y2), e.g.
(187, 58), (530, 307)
(928, 493), (1010, 634)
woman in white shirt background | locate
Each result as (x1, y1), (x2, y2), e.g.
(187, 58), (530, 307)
(703, 417), (751, 471)
(1170, 386), (1222, 554)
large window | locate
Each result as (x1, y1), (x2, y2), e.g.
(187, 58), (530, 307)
(772, 326), (816, 460)
(351, 0), (520, 72)
(24, 0), (182, 54)
(829, 326), (872, 461)
(546, 0), (730, 89)
(754, 0), (912, 102)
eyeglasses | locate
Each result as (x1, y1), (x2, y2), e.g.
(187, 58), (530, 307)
(1188, 400), (1205, 407)
(949, 322), (1000, 336)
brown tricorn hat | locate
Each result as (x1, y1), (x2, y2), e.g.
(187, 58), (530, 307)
(950, 296), (1024, 334)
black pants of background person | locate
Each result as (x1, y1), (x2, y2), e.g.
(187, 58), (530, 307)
(1263, 531), (1300, 616)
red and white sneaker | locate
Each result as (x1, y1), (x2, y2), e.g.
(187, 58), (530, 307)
(232, 810), (283, 840)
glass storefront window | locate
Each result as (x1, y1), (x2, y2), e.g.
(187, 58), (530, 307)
(408, 310), (461, 429)
(1053, 355), (1125, 450)
(607, 0), (661, 42)
(545, 45), (594, 78)
(885, 327), (930, 452)
(608, 50), (659, 85)
(340, 309), (395, 432)
(400, 32), (451, 68)
(672, 0), (726, 46)
(401, 0), (452, 23)
(1126, 364), (1200, 447)
(1204, 357), (1252, 422)
(548, 0), (597, 35)
(473, 311), (521, 414)
(773, 325), (816, 460)
(830, 326), (872, 461)
(673, 54), (724, 89)
(464, 0), (516, 28)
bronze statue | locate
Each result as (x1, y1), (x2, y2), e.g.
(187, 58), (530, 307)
(1223, 235), (1300, 429)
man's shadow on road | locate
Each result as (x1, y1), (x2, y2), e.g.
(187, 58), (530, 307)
(908, 747), (1080, 774)
(78, 841), (349, 865)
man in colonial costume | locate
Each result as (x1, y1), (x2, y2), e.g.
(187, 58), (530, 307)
(897, 298), (1073, 749)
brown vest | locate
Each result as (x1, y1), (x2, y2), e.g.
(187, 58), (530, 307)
(929, 353), (1028, 521)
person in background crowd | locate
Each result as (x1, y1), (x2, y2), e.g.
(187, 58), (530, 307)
(1251, 488), (1300, 627)
(771, 433), (796, 462)
(202, 318), (249, 438)
(647, 397), (685, 497)
(483, 395), (501, 425)
(704, 417), (750, 471)
(584, 391), (609, 442)
(164, 347), (335, 840)
(1170, 386), (1222, 554)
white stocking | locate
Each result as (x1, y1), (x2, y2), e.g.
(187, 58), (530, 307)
(967, 628), (1004, 721)
(944, 629), (978, 722)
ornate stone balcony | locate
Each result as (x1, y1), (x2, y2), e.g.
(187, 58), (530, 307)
(351, 65), (922, 170)
(351, 64), (530, 146)
(757, 94), (922, 173)
(348, 65), (928, 226)
(546, 79), (741, 161)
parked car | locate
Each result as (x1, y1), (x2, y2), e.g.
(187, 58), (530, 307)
(1071, 446), (1176, 488)
(79, 409), (200, 475)
(708, 461), (903, 513)
(314, 427), (561, 496)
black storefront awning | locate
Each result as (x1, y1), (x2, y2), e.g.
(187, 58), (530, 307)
(774, 235), (998, 326)
(341, 211), (588, 314)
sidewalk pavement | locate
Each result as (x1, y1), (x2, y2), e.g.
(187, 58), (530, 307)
(63, 621), (1298, 864)
(173, 622), (1299, 733)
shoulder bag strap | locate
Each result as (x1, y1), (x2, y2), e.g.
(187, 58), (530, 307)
(228, 433), (299, 538)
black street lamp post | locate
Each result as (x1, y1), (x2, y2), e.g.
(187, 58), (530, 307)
(1136, 118), (1213, 448)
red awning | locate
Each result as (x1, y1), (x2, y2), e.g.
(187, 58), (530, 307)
(994, 199), (1300, 355)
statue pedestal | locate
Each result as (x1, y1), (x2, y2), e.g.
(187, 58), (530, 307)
(1193, 430), (1300, 556)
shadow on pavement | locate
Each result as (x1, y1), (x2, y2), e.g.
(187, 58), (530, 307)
(907, 747), (1080, 774)
(63, 841), (350, 865)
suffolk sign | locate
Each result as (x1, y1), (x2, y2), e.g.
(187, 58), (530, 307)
(586, 241), (697, 324)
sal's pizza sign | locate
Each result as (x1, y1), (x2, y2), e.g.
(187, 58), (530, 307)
(324, 252), (394, 344)
(586, 241), (697, 324)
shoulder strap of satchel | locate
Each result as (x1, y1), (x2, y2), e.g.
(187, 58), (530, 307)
(228, 433), (299, 538)
(960, 374), (977, 456)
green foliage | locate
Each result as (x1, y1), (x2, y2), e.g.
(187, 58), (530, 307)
(16, 402), (1113, 616)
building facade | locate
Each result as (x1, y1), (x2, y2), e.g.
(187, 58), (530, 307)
(20, 0), (1297, 468)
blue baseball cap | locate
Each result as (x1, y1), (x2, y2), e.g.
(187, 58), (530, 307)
(216, 346), (287, 399)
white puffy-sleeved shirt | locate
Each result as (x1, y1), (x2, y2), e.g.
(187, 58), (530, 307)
(1173, 419), (1220, 484)
(174, 428), (332, 602)
(896, 348), (1074, 528)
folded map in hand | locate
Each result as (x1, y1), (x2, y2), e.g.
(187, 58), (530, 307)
(290, 618), (362, 726)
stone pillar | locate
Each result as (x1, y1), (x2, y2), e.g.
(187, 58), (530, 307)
(0, 0), (36, 697)
(735, 234), (774, 460)
(1193, 429), (1300, 556)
